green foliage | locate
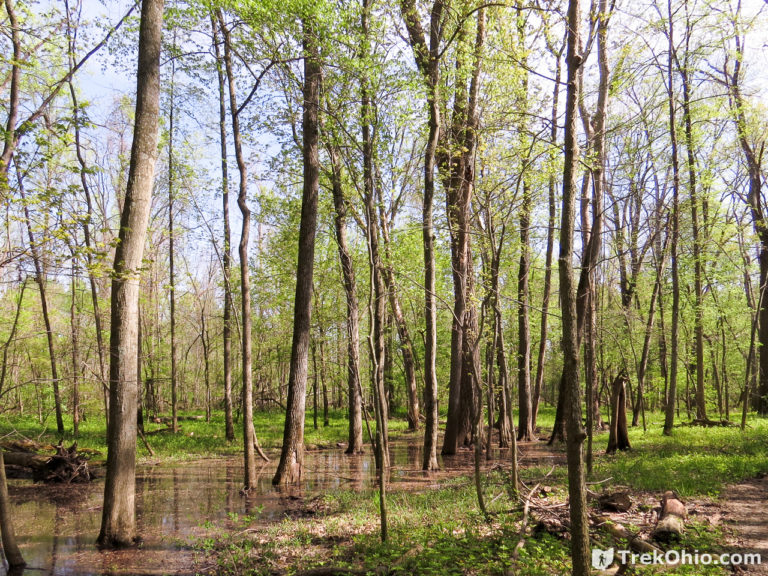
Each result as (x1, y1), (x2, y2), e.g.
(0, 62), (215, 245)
(594, 414), (768, 497)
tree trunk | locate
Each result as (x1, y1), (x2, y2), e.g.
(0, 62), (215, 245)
(517, 182), (533, 441)
(663, 0), (682, 436)
(168, 48), (179, 434)
(532, 33), (561, 428)
(98, 0), (163, 548)
(218, 11), (261, 489)
(560, 0), (591, 573)
(70, 252), (81, 438)
(399, 0), (446, 471)
(725, 10), (768, 415)
(67, 50), (109, 435)
(0, 450), (25, 569)
(273, 17), (321, 485)
(18, 177), (64, 436)
(607, 371), (631, 453)
(679, 29), (706, 421)
(379, 208), (420, 430)
(210, 13), (235, 442)
(327, 144), (364, 454)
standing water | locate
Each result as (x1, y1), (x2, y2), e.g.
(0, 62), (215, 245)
(3, 440), (557, 575)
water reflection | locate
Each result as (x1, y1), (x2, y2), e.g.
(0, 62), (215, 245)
(2, 439), (558, 575)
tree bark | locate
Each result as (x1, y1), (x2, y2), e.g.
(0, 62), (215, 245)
(379, 207), (420, 430)
(725, 9), (768, 415)
(98, 0), (163, 548)
(168, 46), (179, 434)
(399, 0), (445, 471)
(210, 13), (235, 442)
(327, 145), (364, 454)
(517, 182), (533, 441)
(0, 450), (25, 569)
(663, 0), (682, 436)
(18, 175), (65, 436)
(607, 371), (631, 453)
(218, 11), (265, 489)
(560, 0), (591, 573)
(273, 17), (321, 485)
(679, 13), (706, 421)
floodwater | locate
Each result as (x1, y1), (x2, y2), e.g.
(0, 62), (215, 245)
(2, 439), (561, 576)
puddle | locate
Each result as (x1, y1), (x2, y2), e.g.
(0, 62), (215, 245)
(3, 438), (560, 575)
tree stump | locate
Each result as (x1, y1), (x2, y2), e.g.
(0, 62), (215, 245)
(606, 370), (631, 453)
(652, 491), (686, 541)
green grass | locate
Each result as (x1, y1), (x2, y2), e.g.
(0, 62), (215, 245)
(591, 412), (768, 497)
(0, 407), (407, 462)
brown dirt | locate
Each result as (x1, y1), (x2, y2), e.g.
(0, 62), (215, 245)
(723, 475), (768, 574)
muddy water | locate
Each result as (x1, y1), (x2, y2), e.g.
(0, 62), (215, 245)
(2, 440), (560, 576)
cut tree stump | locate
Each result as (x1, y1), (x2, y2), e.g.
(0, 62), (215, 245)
(652, 491), (686, 541)
(606, 371), (631, 454)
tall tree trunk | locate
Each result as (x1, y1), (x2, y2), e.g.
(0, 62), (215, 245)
(379, 208), (420, 430)
(218, 11), (260, 489)
(560, 0), (590, 572)
(168, 46), (179, 433)
(663, 0), (682, 436)
(18, 174), (64, 435)
(211, 14), (235, 442)
(531, 35), (561, 426)
(273, 17), (321, 485)
(517, 182), (533, 441)
(399, 0), (446, 471)
(70, 251), (81, 438)
(67, 43), (109, 434)
(679, 17), (706, 421)
(328, 144), (364, 454)
(98, 0), (163, 547)
(725, 9), (768, 415)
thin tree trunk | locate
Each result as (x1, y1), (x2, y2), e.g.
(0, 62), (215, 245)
(168, 45), (179, 434)
(0, 279), (26, 399)
(98, 0), (163, 547)
(379, 208), (420, 430)
(725, 9), (768, 415)
(218, 11), (259, 489)
(17, 172), (64, 436)
(517, 182), (533, 441)
(399, 0), (446, 471)
(67, 40), (109, 434)
(210, 14), (235, 442)
(532, 32), (563, 428)
(560, 0), (591, 572)
(273, 17), (321, 485)
(679, 20), (706, 421)
(327, 144), (364, 454)
(70, 251), (81, 438)
(663, 0), (682, 436)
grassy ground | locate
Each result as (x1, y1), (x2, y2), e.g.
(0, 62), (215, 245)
(199, 409), (768, 576)
(0, 407), (409, 461)
(4, 407), (768, 574)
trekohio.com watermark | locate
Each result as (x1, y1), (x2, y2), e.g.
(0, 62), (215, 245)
(592, 547), (762, 569)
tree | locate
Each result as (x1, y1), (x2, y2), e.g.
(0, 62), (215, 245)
(273, 15), (321, 485)
(98, 0), (164, 548)
(399, 0), (446, 471)
(559, 0), (591, 573)
(210, 13), (235, 442)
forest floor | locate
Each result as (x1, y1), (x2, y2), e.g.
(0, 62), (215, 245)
(723, 475), (768, 574)
(4, 409), (768, 575)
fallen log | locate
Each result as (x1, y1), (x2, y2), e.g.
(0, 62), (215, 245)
(652, 491), (685, 541)
(593, 514), (662, 556)
(3, 444), (94, 484)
